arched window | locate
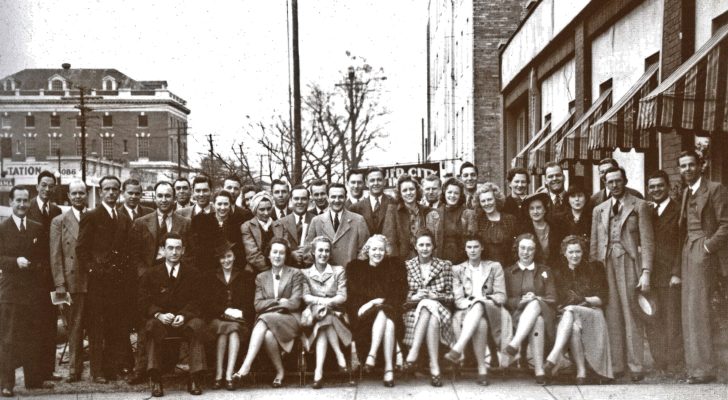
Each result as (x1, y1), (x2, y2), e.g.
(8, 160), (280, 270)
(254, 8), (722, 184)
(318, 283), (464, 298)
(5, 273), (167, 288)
(50, 79), (64, 91)
(102, 76), (116, 91)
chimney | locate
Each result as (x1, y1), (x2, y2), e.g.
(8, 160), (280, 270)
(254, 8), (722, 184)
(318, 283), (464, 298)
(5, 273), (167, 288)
(61, 63), (71, 70)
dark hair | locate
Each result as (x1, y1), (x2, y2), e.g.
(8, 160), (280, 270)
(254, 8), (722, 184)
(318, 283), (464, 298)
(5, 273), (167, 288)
(459, 161), (478, 176)
(647, 169), (670, 186)
(271, 178), (290, 191)
(463, 234), (482, 245)
(396, 174), (422, 204)
(598, 157), (619, 168)
(154, 181), (175, 196)
(265, 237), (291, 259)
(560, 234), (588, 258)
(440, 177), (465, 207)
(565, 185), (587, 199)
(122, 178), (141, 191)
(290, 184), (308, 194)
(415, 228), (436, 248)
(242, 184), (258, 194)
(507, 167), (530, 184)
(422, 174), (442, 186)
(163, 232), (184, 246)
(99, 175), (121, 188)
(224, 174), (241, 185)
(366, 167), (385, 179)
(213, 189), (235, 204)
(173, 177), (191, 188)
(544, 161), (563, 173)
(346, 169), (365, 181)
(9, 185), (28, 200)
(327, 182), (347, 195)
(677, 150), (703, 165)
(604, 166), (627, 181)
(37, 170), (57, 185)
(514, 232), (540, 261)
(192, 175), (211, 189)
(308, 179), (328, 192)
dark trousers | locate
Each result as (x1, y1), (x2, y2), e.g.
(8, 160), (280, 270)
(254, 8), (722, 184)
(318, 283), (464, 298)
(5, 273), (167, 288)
(66, 294), (87, 377)
(0, 303), (45, 389)
(39, 300), (58, 379)
(145, 318), (207, 376)
(646, 286), (683, 369)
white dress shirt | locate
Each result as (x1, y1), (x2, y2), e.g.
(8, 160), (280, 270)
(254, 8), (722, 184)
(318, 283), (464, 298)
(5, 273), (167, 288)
(101, 202), (117, 219)
(165, 262), (180, 278)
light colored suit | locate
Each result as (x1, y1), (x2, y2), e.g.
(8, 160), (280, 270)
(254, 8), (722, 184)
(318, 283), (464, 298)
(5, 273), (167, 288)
(305, 209), (370, 268)
(590, 192), (654, 374)
(302, 264), (347, 306)
(242, 218), (272, 272)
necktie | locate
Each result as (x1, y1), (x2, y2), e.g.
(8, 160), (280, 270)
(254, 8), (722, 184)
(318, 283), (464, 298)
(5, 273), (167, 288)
(19, 217), (26, 233)
(373, 196), (380, 212)
(169, 265), (176, 281)
(296, 216), (303, 241)
(132, 208), (138, 220)
(159, 213), (169, 245)
(682, 188), (693, 222)
(111, 208), (118, 221)
(42, 202), (48, 217)
(612, 199), (620, 216)
(333, 213), (340, 233)
(554, 194), (562, 208)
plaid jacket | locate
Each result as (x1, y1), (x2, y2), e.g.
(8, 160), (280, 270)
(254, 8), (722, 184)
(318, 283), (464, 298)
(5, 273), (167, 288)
(402, 256), (454, 346)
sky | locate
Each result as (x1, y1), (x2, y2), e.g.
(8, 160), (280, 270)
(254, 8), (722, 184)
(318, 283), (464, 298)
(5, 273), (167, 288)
(0, 0), (427, 170)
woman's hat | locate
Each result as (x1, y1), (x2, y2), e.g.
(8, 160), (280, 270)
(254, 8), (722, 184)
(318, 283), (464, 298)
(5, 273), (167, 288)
(249, 191), (274, 212)
(632, 289), (658, 321)
(214, 240), (235, 258)
(521, 191), (550, 210)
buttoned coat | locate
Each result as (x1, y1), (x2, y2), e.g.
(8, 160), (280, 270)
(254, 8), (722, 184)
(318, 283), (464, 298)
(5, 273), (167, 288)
(680, 179), (728, 275)
(301, 264), (347, 307)
(0, 217), (48, 305)
(402, 256), (454, 346)
(349, 194), (396, 235)
(50, 209), (87, 293)
(305, 209), (370, 268)
(382, 203), (435, 260)
(132, 211), (192, 276)
(652, 199), (681, 286)
(242, 218), (274, 272)
(589, 192), (654, 273)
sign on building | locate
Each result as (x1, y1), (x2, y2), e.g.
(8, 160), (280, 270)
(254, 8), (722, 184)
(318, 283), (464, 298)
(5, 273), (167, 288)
(378, 162), (440, 188)
(0, 177), (14, 192)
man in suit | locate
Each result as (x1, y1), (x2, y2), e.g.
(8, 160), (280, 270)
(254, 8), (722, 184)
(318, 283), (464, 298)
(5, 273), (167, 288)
(223, 174), (254, 224)
(306, 183), (370, 267)
(590, 158), (643, 207)
(139, 233), (206, 396)
(460, 162), (479, 210)
(176, 175), (212, 218)
(345, 170), (365, 209)
(537, 162), (569, 218)
(308, 179), (329, 215)
(76, 175), (135, 383)
(120, 178), (154, 221)
(0, 186), (53, 396)
(50, 179), (89, 382)
(26, 170), (63, 382)
(350, 167), (395, 235)
(590, 166), (653, 381)
(273, 184), (316, 267)
(421, 174), (442, 208)
(173, 177), (192, 210)
(270, 178), (291, 220)
(240, 184), (257, 211)
(644, 170), (683, 372)
(677, 151), (728, 384)
(502, 167), (530, 223)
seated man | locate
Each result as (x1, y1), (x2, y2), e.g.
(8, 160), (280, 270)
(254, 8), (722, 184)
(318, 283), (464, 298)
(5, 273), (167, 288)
(138, 233), (206, 397)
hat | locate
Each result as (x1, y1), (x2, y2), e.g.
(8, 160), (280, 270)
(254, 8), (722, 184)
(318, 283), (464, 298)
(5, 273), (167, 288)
(249, 191), (274, 212)
(521, 192), (550, 210)
(633, 290), (658, 321)
(213, 240), (235, 258)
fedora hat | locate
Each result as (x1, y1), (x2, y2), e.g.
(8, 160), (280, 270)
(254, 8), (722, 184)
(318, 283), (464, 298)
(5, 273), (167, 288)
(213, 240), (235, 258)
(632, 289), (658, 321)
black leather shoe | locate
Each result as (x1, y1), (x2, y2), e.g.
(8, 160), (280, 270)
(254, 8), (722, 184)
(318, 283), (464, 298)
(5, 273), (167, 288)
(1, 388), (13, 398)
(544, 360), (555, 376)
(535, 374), (546, 385)
(188, 376), (202, 395)
(312, 379), (323, 389)
(383, 369), (395, 388)
(213, 379), (223, 390)
(151, 380), (164, 397)
(225, 380), (235, 391)
(430, 374), (443, 387)
(687, 375), (716, 384)
(126, 371), (147, 385)
(477, 374), (489, 386)
(271, 377), (283, 388)
(443, 350), (463, 365)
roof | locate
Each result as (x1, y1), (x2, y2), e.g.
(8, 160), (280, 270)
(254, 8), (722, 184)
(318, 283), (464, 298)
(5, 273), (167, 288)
(0, 68), (166, 91)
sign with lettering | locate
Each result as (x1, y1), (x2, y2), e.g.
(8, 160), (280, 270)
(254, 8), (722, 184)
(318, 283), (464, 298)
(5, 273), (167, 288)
(0, 177), (14, 191)
(377, 162), (440, 188)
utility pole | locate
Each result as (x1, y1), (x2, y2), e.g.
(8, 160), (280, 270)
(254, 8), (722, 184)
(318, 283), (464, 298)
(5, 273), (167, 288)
(177, 125), (182, 177)
(347, 67), (357, 170)
(291, 0), (302, 184)
(207, 134), (214, 178)
(76, 87), (90, 183)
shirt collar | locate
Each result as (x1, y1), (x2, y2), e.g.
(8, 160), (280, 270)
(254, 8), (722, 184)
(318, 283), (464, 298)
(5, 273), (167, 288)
(124, 204), (137, 215)
(310, 264), (333, 278)
(72, 207), (86, 221)
(369, 194), (382, 207)
(330, 209), (342, 220)
(101, 201), (116, 218)
(658, 197), (671, 213)
(11, 214), (24, 230)
(689, 177), (702, 193)
(518, 262), (535, 271)
(165, 262), (180, 277)
(194, 204), (210, 214)
(258, 217), (272, 230)
(36, 196), (47, 210)
(348, 194), (361, 204)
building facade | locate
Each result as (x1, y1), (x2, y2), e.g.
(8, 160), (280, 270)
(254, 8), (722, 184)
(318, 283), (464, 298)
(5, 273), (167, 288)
(0, 64), (191, 196)
(502, 0), (728, 194)
(426, 0), (529, 182)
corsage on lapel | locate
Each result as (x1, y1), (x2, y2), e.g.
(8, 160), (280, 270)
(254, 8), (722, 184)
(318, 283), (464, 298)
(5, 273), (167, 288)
(33, 237), (38, 244)
(541, 271), (548, 279)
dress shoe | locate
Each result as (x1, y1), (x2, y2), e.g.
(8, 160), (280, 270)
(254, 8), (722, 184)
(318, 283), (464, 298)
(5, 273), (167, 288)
(476, 374), (489, 386)
(630, 373), (644, 382)
(151, 380), (164, 397)
(93, 376), (108, 384)
(1, 388), (13, 397)
(535, 375), (546, 385)
(362, 354), (376, 374)
(443, 350), (463, 365)
(312, 379), (323, 389)
(271, 377), (283, 388)
(188, 377), (202, 395)
(543, 360), (555, 376)
(126, 371), (147, 385)
(430, 374), (443, 387)
(338, 365), (350, 375)
(225, 380), (235, 391)
(213, 379), (223, 390)
(687, 375), (716, 384)
(505, 344), (518, 357)
(231, 372), (250, 387)
(383, 369), (395, 388)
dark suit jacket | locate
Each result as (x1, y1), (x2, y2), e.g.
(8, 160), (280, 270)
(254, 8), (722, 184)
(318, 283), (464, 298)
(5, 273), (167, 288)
(138, 262), (202, 321)
(680, 179), (728, 275)
(27, 196), (62, 265)
(349, 194), (396, 235)
(0, 217), (48, 305)
(132, 211), (192, 276)
(503, 195), (528, 225)
(202, 268), (256, 324)
(653, 198), (680, 287)
(535, 187), (569, 219)
(272, 211), (316, 249)
(118, 204), (154, 221)
(254, 266), (304, 314)
(192, 213), (245, 272)
(504, 263), (557, 312)
(50, 210), (86, 293)
(382, 203), (434, 259)
(270, 206), (292, 222)
(521, 220), (563, 268)
(231, 206), (254, 225)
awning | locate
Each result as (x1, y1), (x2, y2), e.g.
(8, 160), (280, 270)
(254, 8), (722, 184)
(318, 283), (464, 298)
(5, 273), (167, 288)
(556, 89), (613, 162)
(638, 24), (728, 135)
(528, 112), (575, 174)
(511, 121), (551, 169)
(589, 64), (658, 152)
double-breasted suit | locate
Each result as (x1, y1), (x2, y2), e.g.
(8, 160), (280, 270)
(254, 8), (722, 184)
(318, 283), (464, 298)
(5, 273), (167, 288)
(305, 209), (370, 268)
(132, 211), (192, 277)
(590, 192), (654, 374)
(349, 194), (396, 235)
(679, 178), (728, 378)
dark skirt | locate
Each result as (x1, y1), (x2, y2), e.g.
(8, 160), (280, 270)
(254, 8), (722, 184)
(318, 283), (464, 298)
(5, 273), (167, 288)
(511, 299), (556, 346)
(351, 304), (403, 362)
(208, 318), (249, 337)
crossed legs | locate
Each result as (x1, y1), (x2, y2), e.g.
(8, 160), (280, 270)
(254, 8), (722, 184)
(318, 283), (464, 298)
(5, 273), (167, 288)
(406, 308), (442, 376)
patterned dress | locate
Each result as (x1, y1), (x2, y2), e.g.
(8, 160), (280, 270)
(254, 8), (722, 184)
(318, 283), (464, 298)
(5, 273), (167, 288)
(402, 257), (454, 347)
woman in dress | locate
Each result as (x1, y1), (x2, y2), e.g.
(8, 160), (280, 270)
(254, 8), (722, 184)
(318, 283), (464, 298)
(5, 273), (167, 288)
(383, 174), (436, 260)
(402, 230), (454, 387)
(552, 185), (592, 246)
(475, 182), (520, 268)
(241, 192), (276, 272)
(503, 233), (557, 385)
(346, 234), (407, 387)
(544, 235), (612, 384)
(232, 237), (304, 387)
(302, 236), (352, 389)
(521, 192), (562, 267)
(426, 177), (476, 265)
(444, 235), (509, 386)
(203, 241), (255, 390)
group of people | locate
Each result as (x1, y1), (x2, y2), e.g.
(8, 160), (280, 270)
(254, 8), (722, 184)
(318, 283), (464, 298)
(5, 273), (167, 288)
(0, 150), (725, 397)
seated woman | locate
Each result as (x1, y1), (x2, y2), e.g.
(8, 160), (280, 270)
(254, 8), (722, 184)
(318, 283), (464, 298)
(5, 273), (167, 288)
(241, 192), (276, 272)
(402, 230), (454, 387)
(203, 241), (255, 390)
(426, 177), (476, 265)
(504, 233), (556, 385)
(346, 234), (407, 387)
(233, 237), (304, 388)
(302, 236), (352, 389)
(444, 235), (509, 386)
(544, 235), (612, 384)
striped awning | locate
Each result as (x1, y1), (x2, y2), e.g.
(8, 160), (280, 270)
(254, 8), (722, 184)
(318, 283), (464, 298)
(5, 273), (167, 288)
(511, 121), (551, 169)
(528, 112), (575, 174)
(589, 64), (658, 152)
(556, 89), (613, 162)
(638, 24), (728, 135)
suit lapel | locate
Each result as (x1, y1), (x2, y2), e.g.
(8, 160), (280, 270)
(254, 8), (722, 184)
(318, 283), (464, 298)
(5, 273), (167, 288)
(277, 267), (290, 297)
(617, 194), (636, 233)
(334, 210), (353, 242)
(694, 179), (709, 218)
(424, 259), (443, 286)
(65, 210), (79, 239)
(600, 202), (610, 231)
(322, 212), (337, 240)
(283, 216), (298, 245)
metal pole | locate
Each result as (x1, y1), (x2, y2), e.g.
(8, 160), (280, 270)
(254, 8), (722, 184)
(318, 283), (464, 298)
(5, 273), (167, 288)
(348, 68), (357, 169)
(291, 0), (302, 184)
(79, 88), (87, 183)
(177, 125), (182, 177)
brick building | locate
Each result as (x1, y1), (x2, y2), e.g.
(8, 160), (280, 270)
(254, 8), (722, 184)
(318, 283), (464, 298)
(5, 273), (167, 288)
(426, 0), (529, 183)
(502, 0), (728, 194)
(0, 64), (191, 196)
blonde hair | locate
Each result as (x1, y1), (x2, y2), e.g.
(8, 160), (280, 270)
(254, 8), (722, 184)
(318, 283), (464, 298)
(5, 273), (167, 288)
(357, 234), (393, 261)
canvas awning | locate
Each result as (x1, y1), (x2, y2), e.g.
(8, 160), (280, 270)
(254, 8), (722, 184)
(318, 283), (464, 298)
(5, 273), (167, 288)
(528, 112), (575, 174)
(556, 89), (613, 162)
(511, 121), (551, 169)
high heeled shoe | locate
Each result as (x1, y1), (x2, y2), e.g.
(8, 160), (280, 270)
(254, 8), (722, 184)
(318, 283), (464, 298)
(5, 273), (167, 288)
(231, 371), (249, 387)
(362, 354), (376, 374)
(312, 378), (323, 389)
(383, 370), (395, 388)
(212, 379), (223, 390)
(271, 377), (284, 388)
(430, 374), (443, 387)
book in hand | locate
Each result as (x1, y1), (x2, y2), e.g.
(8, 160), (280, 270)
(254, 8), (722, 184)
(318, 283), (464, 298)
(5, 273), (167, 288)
(50, 291), (72, 306)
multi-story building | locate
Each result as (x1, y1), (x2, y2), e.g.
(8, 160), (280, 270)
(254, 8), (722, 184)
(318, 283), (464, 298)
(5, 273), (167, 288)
(426, 0), (529, 182)
(0, 63), (191, 200)
(502, 0), (728, 194)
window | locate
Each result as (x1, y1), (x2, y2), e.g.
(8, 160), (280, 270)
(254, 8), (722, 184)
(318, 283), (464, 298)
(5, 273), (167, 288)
(138, 114), (148, 127)
(50, 79), (64, 91)
(123, 139), (128, 153)
(0, 138), (11, 158)
(102, 137), (113, 159)
(170, 138), (178, 161)
(76, 115), (83, 128)
(50, 114), (61, 128)
(74, 135), (86, 156)
(138, 135), (150, 158)
(49, 136), (61, 155)
(1, 116), (10, 129)
(102, 114), (113, 127)
(25, 136), (36, 158)
(25, 115), (35, 128)
(102, 76), (116, 91)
